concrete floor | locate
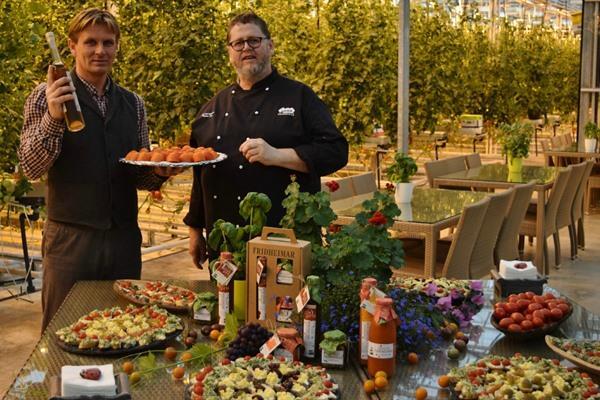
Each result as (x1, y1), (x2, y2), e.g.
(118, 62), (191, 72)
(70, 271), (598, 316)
(0, 215), (599, 397)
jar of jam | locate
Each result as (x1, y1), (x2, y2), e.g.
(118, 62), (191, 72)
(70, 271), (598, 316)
(359, 277), (378, 365)
(274, 327), (303, 362)
(276, 296), (294, 325)
(319, 330), (347, 369)
(367, 297), (397, 378)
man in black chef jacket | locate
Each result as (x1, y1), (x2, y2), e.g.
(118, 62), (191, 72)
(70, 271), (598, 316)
(184, 12), (348, 267)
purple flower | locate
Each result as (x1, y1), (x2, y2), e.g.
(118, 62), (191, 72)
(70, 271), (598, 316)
(470, 280), (483, 291)
(471, 294), (485, 306)
(425, 283), (438, 296)
(437, 295), (452, 310)
(450, 289), (460, 299)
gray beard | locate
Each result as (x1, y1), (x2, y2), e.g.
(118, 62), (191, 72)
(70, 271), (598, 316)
(235, 59), (268, 82)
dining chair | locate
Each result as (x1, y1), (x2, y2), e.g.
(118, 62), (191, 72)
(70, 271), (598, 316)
(321, 176), (354, 201)
(424, 155), (467, 188)
(563, 134), (573, 145)
(468, 189), (513, 279)
(586, 173), (600, 214)
(350, 172), (377, 196)
(465, 153), (482, 169)
(541, 140), (555, 167)
(518, 166), (572, 274)
(572, 161), (594, 252)
(395, 197), (490, 279)
(494, 182), (535, 266)
(553, 161), (587, 264)
(550, 136), (563, 149)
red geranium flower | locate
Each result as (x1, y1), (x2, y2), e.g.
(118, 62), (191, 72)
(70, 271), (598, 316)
(368, 211), (387, 226)
(385, 182), (395, 193)
(328, 223), (342, 233)
(325, 180), (340, 192)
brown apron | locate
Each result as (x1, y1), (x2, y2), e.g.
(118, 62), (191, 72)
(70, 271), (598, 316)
(41, 220), (142, 332)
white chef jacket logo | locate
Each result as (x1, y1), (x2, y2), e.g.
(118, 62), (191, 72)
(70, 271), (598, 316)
(201, 112), (215, 118)
(277, 107), (295, 117)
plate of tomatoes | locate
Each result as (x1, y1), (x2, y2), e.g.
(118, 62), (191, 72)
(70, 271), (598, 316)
(491, 291), (572, 340)
(120, 145), (226, 167)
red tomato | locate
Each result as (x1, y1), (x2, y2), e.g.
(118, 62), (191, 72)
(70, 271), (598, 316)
(547, 301), (558, 309)
(532, 310), (545, 321)
(520, 320), (534, 331)
(527, 303), (543, 313)
(544, 293), (556, 300)
(508, 324), (522, 333)
(532, 317), (545, 328)
(533, 295), (546, 304)
(499, 317), (514, 329)
(508, 294), (519, 303)
(510, 313), (525, 324)
(504, 303), (519, 314)
(516, 299), (531, 311)
(525, 291), (536, 299)
(518, 293), (529, 300)
(550, 308), (564, 320)
(540, 308), (551, 320)
(557, 303), (570, 314)
(495, 302), (507, 310)
(493, 308), (507, 320)
(525, 314), (533, 321)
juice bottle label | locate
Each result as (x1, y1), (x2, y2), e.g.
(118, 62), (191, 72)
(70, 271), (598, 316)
(257, 287), (266, 320)
(321, 349), (344, 365)
(360, 321), (371, 360)
(218, 291), (229, 325)
(303, 319), (316, 357)
(368, 341), (394, 359)
(194, 308), (211, 322)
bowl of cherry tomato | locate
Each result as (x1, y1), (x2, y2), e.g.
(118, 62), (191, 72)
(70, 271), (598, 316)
(491, 291), (572, 340)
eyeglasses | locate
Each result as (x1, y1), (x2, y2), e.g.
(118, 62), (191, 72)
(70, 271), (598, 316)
(228, 36), (267, 52)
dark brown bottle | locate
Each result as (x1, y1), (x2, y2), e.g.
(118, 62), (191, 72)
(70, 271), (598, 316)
(45, 32), (85, 132)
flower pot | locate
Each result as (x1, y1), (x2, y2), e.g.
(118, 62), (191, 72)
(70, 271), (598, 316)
(585, 138), (597, 153)
(233, 279), (246, 321)
(394, 182), (414, 204)
(507, 156), (523, 174)
(398, 202), (413, 221)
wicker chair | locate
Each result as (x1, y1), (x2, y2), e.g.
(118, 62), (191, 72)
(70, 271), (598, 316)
(321, 176), (354, 201)
(554, 161), (587, 262)
(572, 161), (594, 252)
(494, 182), (535, 266)
(397, 198), (490, 279)
(586, 174), (600, 214)
(541, 140), (555, 167)
(465, 153), (482, 169)
(424, 156), (467, 188)
(468, 189), (514, 279)
(350, 172), (377, 196)
(518, 167), (572, 274)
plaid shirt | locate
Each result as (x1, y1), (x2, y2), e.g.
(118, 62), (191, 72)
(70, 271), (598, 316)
(19, 73), (164, 190)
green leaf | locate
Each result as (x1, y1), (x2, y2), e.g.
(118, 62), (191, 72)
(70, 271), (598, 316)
(138, 352), (157, 375)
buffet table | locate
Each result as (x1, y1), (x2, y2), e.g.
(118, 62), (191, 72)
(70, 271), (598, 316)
(5, 280), (600, 399)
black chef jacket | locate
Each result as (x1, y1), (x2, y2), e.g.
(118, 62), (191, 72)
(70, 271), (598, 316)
(183, 69), (348, 244)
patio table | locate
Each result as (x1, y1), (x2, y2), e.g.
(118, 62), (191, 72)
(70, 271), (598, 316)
(6, 280), (600, 400)
(332, 187), (488, 278)
(432, 164), (560, 274)
(2, 281), (367, 400)
(543, 143), (600, 166)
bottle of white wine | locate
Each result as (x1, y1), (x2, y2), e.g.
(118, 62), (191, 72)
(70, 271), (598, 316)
(45, 32), (85, 132)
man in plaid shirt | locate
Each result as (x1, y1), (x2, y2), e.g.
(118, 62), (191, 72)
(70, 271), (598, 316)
(19, 8), (171, 331)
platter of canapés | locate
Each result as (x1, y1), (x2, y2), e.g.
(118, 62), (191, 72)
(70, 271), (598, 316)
(55, 304), (183, 355)
(491, 291), (572, 340)
(445, 354), (600, 399)
(120, 145), (226, 167)
(546, 335), (600, 376)
(185, 356), (339, 400)
(113, 280), (197, 313)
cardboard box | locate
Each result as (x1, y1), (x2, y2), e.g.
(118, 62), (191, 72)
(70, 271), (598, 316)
(246, 227), (311, 328)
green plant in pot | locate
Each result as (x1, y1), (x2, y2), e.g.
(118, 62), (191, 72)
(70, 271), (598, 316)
(499, 122), (533, 174)
(385, 152), (418, 204)
(584, 121), (599, 153)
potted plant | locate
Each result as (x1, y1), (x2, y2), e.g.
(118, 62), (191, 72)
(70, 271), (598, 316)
(499, 122), (533, 174)
(385, 153), (418, 204)
(584, 121), (599, 153)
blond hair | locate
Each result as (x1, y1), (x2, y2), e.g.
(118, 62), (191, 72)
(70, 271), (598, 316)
(68, 8), (120, 42)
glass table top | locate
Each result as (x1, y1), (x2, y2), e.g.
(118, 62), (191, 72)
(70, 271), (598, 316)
(438, 163), (559, 185)
(333, 188), (488, 224)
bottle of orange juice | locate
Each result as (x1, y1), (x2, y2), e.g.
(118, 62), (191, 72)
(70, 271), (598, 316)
(359, 277), (378, 365)
(367, 297), (397, 377)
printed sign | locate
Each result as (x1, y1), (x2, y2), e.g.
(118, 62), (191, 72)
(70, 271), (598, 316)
(260, 334), (281, 356)
(212, 260), (238, 286)
(295, 286), (311, 313)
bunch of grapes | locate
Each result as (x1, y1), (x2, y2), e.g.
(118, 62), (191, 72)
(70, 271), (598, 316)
(226, 323), (272, 360)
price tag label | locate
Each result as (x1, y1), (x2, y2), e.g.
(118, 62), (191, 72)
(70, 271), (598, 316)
(371, 287), (387, 299)
(212, 260), (238, 286)
(260, 334), (281, 356)
(295, 286), (311, 313)
(360, 299), (375, 315)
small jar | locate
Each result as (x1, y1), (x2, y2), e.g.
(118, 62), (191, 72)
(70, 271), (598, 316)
(320, 330), (347, 369)
(274, 327), (303, 362)
(276, 296), (294, 324)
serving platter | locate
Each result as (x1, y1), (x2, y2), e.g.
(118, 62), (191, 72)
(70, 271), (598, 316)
(113, 280), (196, 313)
(490, 307), (572, 341)
(119, 152), (227, 167)
(546, 335), (600, 375)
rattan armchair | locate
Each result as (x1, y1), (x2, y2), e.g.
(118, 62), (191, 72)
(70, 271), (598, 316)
(572, 161), (594, 252)
(396, 197), (490, 279)
(424, 156), (467, 188)
(468, 189), (513, 279)
(518, 167), (572, 274)
(494, 182), (535, 266)
(554, 161), (587, 262)
(465, 153), (482, 169)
